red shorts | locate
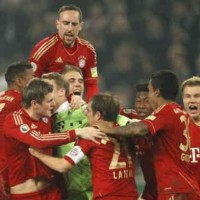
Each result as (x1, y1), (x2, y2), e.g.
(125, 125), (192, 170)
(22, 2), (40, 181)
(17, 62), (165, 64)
(9, 184), (62, 200)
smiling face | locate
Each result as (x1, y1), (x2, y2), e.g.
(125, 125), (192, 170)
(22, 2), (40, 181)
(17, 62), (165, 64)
(63, 71), (84, 96)
(56, 10), (83, 47)
(135, 91), (153, 119)
(183, 85), (200, 122)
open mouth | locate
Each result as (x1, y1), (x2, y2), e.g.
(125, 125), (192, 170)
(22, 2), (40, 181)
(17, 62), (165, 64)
(64, 33), (74, 38)
(73, 91), (81, 96)
(189, 105), (198, 114)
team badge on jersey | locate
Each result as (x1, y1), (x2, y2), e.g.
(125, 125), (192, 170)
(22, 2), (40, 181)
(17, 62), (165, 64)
(30, 62), (37, 72)
(20, 124), (30, 134)
(78, 56), (86, 68)
(90, 67), (98, 77)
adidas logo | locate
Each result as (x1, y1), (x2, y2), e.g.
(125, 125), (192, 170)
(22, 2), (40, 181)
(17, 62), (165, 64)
(55, 57), (63, 63)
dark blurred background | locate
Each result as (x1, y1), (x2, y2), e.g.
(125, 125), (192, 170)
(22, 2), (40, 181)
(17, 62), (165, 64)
(1, 0), (200, 107)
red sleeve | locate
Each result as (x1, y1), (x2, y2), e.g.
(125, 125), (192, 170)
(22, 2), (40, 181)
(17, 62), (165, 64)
(3, 115), (76, 148)
(141, 109), (171, 136)
(29, 34), (58, 77)
(83, 41), (98, 102)
(119, 108), (138, 119)
(85, 79), (98, 102)
(64, 156), (76, 165)
(29, 41), (47, 77)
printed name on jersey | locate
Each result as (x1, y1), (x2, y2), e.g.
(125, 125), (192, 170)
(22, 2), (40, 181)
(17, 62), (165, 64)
(78, 56), (86, 68)
(20, 124), (30, 134)
(90, 67), (98, 78)
(66, 146), (85, 164)
(30, 62), (37, 72)
(55, 57), (63, 63)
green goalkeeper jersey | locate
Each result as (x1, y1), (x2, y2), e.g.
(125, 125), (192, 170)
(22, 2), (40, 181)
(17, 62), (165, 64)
(53, 106), (92, 200)
(53, 105), (131, 200)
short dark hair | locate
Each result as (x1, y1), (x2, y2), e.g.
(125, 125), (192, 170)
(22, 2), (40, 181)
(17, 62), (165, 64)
(90, 93), (120, 122)
(150, 70), (179, 101)
(5, 61), (33, 85)
(135, 83), (148, 92)
(58, 4), (83, 22)
(42, 72), (69, 96)
(22, 78), (53, 108)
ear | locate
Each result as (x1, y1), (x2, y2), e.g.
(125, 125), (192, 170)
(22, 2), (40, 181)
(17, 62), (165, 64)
(56, 19), (59, 31)
(15, 77), (24, 89)
(79, 21), (84, 31)
(58, 88), (65, 97)
(155, 88), (161, 97)
(30, 99), (38, 107)
(95, 111), (102, 121)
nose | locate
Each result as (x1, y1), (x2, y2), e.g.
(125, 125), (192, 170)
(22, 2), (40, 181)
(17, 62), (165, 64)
(74, 80), (82, 87)
(51, 99), (56, 107)
(67, 23), (73, 31)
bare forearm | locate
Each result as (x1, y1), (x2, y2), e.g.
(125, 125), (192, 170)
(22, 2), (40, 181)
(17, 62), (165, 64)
(29, 149), (73, 173)
(106, 122), (149, 136)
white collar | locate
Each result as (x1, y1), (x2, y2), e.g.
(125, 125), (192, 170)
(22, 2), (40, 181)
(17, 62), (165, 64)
(54, 101), (70, 114)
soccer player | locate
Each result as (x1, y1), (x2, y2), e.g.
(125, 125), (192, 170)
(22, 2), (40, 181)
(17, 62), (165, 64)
(181, 76), (200, 187)
(61, 64), (86, 109)
(95, 70), (200, 199)
(0, 61), (34, 200)
(121, 83), (157, 200)
(29, 93), (139, 200)
(29, 4), (98, 102)
(42, 71), (92, 200)
(3, 78), (104, 200)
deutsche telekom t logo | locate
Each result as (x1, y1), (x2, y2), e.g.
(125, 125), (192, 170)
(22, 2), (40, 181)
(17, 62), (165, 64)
(190, 148), (200, 163)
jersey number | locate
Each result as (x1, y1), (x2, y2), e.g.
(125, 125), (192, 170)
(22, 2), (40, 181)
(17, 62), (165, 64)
(0, 103), (5, 112)
(101, 137), (133, 170)
(179, 115), (190, 152)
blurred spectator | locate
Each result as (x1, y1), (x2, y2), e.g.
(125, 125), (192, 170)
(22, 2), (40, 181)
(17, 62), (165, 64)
(0, 0), (200, 107)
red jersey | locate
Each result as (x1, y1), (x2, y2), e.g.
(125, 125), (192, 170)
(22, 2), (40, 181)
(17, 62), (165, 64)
(3, 108), (76, 186)
(0, 90), (22, 170)
(120, 107), (157, 199)
(189, 120), (200, 187)
(141, 103), (200, 195)
(29, 33), (98, 101)
(64, 136), (138, 200)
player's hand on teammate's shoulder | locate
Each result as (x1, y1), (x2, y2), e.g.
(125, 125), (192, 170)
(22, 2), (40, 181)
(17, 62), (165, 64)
(75, 126), (105, 143)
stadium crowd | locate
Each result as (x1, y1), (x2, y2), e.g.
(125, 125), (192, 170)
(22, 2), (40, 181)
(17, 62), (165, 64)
(1, 0), (200, 106)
